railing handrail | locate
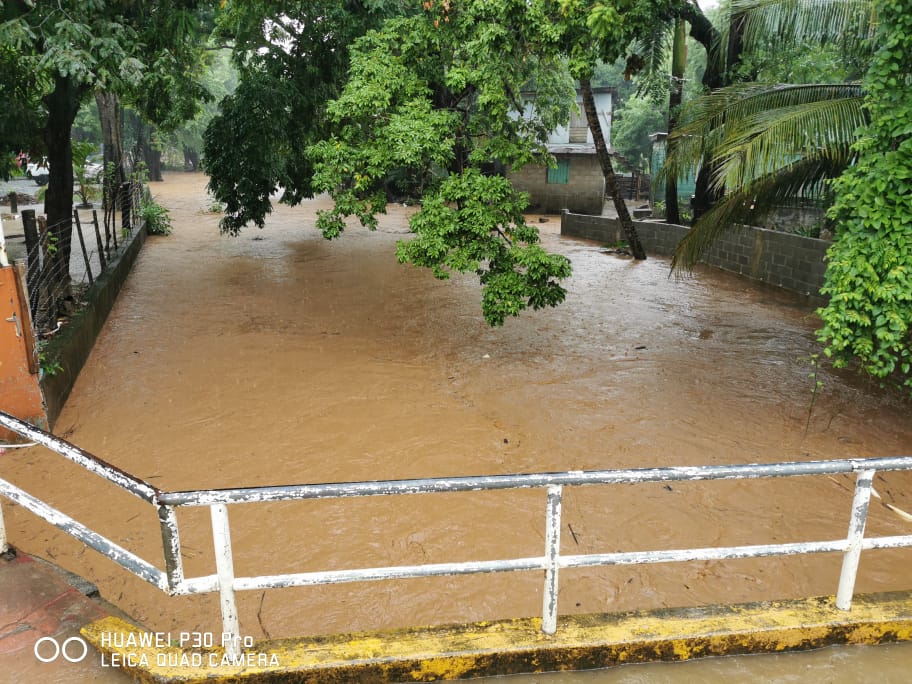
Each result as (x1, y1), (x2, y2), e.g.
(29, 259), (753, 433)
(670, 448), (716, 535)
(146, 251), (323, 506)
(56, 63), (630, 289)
(2, 409), (912, 659)
(0, 411), (158, 503)
(156, 456), (912, 506)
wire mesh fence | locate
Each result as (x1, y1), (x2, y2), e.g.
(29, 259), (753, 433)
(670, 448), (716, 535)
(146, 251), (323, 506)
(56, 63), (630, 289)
(0, 181), (147, 337)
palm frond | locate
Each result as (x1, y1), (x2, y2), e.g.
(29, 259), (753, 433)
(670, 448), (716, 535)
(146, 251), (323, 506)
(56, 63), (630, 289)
(671, 156), (846, 272)
(712, 92), (865, 190)
(659, 83), (864, 188)
(727, 0), (876, 59)
(628, 22), (674, 101)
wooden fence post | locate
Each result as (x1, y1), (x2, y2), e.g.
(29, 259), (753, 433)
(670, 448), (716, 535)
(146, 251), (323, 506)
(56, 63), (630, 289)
(91, 210), (107, 271)
(21, 210), (40, 321)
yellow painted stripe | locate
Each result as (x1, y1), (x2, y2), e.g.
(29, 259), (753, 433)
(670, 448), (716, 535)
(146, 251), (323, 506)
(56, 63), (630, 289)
(81, 591), (912, 683)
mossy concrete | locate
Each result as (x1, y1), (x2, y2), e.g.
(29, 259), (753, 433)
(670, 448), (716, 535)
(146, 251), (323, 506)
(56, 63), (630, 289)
(39, 223), (147, 428)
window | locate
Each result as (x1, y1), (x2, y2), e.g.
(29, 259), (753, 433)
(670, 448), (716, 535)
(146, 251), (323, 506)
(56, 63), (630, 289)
(547, 159), (570, 184)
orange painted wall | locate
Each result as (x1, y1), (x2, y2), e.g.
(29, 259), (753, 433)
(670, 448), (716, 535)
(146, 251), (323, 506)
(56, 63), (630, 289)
(0, 266), (46, 439)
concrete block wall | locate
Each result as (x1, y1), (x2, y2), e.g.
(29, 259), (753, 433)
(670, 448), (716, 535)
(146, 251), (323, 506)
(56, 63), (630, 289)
(39, 222), (148, 427)
(561, 212), (830, 299)
(510, 156), (604, 215)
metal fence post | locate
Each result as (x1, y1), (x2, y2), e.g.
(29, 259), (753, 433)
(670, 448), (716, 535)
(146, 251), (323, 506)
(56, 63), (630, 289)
(835, 469), (875, 610)
(542, 485), (563, 634)
(210, 504), (241, 657)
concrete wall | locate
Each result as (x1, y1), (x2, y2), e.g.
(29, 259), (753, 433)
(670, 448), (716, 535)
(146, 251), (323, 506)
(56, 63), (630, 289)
(511, 155), (605, 215)
(39, 223), (148, 427)
(561, 212), (830, 299)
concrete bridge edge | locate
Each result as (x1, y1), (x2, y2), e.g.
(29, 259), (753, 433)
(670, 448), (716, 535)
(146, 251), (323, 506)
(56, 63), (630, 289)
(81, 590), (912, 683)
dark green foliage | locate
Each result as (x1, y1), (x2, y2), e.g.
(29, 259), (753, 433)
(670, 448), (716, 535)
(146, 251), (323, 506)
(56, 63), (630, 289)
(204, 0), (388, 234)
(307, 4), (575, 325)
(612, 96), (666, 171)
(0, 45), (43, 177)
(203, 77), (297, 235)
(396, 170), (571, 326)
(0, 0), (211, 299)
(817, 0), (912, 391)
(139, 200), (174, 235)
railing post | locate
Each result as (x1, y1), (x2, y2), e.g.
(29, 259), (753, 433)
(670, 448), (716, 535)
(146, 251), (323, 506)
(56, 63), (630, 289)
(210, 504), (240, 657)
(158, 505), (185, 592)
(0, 499), (8, 554)
(835, 469), (875, 610)
(542, 485), (563, 634)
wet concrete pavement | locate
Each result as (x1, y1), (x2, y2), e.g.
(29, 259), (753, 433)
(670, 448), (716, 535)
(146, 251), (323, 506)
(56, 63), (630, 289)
(0, 548), (132, 683)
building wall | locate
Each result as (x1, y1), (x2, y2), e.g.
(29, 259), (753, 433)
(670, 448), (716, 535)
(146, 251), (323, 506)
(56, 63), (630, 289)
(561, 212), (829, 300)
(510, 155), (604, 215)
(546, 88), (613, 147)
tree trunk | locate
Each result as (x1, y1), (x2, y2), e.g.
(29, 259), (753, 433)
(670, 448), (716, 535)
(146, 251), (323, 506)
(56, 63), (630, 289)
(692, 13), (750, 221)
(680, 2), (726, 218)
(135, 119), (161, 181)
(147, 145), (163, 181)
(665, 18), (687, 225)
(681, 3), (724, 90)
(183, 146), (199, 171)
(42, 75), (85, 306)
(95, 90), (125, 209)
(579, 78), (646, 260)
(134, 121), (163, 181)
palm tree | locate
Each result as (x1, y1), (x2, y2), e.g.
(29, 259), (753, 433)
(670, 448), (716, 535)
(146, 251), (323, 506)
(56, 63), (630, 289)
(659, 0), (876, 270)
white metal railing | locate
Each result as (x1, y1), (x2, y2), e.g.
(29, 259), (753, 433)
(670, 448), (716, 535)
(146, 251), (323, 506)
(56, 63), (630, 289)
(2, 410), (912, 659)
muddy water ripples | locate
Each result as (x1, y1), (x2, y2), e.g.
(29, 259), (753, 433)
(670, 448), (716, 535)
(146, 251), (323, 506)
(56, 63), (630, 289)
(2, 173), (911, 679)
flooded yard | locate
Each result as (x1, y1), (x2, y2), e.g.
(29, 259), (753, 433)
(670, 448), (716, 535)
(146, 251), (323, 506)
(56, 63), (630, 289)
(1, 172), (910, 676)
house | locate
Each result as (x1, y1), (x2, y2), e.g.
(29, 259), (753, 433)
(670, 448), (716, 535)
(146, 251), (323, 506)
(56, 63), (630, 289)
(508, 87), (617, 215)
(649, 131), (696, 206)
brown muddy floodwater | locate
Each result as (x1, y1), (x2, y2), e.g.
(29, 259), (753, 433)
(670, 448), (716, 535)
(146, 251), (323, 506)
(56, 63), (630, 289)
(2, 172), (911, 681)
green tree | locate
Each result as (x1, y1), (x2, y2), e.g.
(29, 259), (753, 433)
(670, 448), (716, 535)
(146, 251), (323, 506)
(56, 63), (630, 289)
(816, 0), (912, 392)
(0, 40), (44, 177)
(166, 49), (238, 171)
(309, 2), (574, 325)
(664, 80), (865, 268)
(612, 96), (667, 172)
(0, 0), (211, 300)
(576, 0), (737, 250)
(204, 0), (390, 234)
(660, 0), (874, 269)
(207, 0), (754, 321)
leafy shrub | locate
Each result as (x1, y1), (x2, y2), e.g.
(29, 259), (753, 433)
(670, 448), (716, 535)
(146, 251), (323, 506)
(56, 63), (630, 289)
(139, 200), (173, 235)
(817, 0), (912, 392)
